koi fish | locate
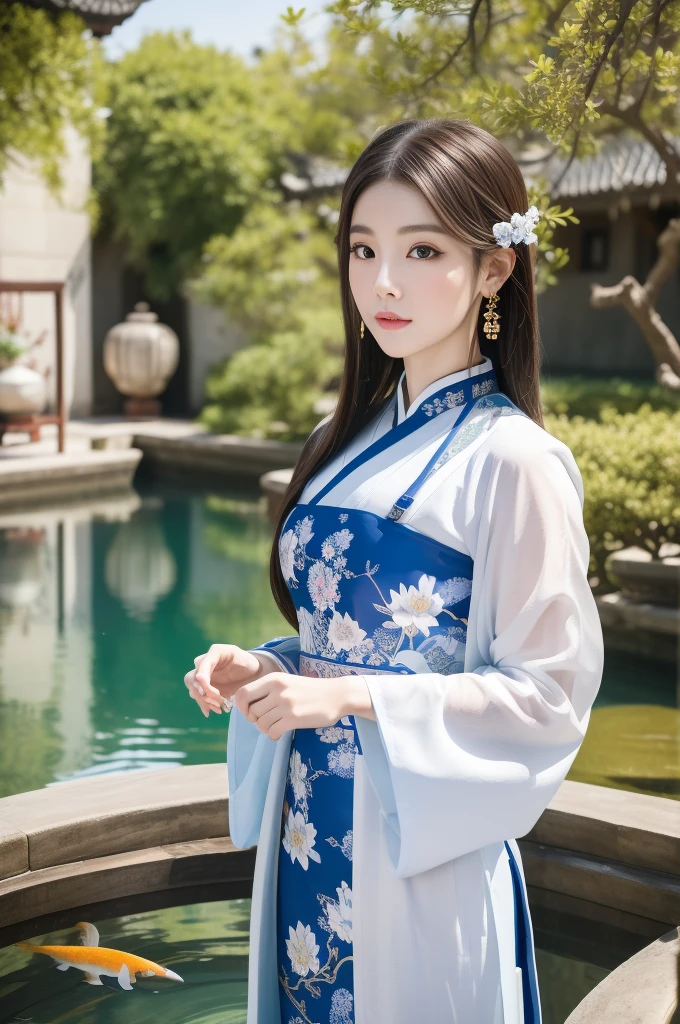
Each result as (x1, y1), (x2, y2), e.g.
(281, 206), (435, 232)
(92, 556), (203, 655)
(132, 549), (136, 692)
(15, 921), (183, 990)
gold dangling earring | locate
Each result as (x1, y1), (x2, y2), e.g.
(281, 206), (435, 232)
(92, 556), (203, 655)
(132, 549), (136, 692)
(483, 293), (500, 341)
(360, 319), (365, 340)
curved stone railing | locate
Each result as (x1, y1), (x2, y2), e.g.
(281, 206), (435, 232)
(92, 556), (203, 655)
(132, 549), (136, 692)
(565, 927), (680, 1023)
(2, 765), (679, 1012)
(0, 764), (253, 945)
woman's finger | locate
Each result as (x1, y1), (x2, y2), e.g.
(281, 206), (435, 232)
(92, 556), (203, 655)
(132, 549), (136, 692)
(234, 672), (282, 711)
(185, 667), (209, 701)
(184, 668), (203, 695)
(267, 718), (289, 741)
(252, 707), (284, 735)
(195, 644), (234, 688)
(184, 668), (221, 714)
(186, 664), (222, 705)
(246, 692), (279, 723)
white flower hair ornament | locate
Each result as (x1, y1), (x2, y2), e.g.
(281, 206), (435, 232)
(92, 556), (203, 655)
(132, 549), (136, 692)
(492, 205), (541, 247)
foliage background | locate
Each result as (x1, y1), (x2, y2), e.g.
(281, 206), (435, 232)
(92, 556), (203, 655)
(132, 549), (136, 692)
(0, 4), (104, 192)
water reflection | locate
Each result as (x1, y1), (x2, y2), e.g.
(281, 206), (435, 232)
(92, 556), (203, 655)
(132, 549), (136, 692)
(105, 501), (177, 623)
(0, 900), (250, 1024)
(0, 526), (47, 612)
(0, 484), (289, 797)
(0, 482), (677, 801)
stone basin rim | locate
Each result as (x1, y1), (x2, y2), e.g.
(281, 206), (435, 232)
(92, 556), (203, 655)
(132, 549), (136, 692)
(1, 766), (679, 1022)
(1, 767), (679, 880)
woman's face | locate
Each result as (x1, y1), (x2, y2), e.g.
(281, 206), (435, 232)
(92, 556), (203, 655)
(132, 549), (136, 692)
(348, 180), (499, 363)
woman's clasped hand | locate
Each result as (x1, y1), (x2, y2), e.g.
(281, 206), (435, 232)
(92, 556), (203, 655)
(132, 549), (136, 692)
(184, 643), (264, 717)
(185, 643), (375, 737)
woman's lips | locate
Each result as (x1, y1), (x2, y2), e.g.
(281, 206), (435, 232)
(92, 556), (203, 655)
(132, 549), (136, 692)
(375, 315), (412, 330)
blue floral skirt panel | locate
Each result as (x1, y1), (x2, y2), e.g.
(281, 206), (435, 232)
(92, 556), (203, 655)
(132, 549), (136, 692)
(276, 716), (361, 1024)
(275, 501), (475, 1024)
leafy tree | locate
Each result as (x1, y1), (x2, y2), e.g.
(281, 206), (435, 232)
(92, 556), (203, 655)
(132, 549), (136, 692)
(199, 306), (344, 439)
(0, 3), (102, 191)
(327, 0), (680, 387)
(96, 12), (577, 436)
(96, 31), (311, 298)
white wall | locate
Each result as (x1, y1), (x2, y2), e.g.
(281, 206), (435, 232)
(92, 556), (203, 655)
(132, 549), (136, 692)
(0, 126), (93, 416)
(186, 296), (248, 414)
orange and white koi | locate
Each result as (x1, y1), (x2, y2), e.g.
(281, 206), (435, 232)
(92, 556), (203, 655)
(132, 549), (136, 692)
(16, 921), (183, 990)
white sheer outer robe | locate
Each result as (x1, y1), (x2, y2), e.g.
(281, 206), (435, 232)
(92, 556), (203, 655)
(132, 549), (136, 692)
(226, 355), (604, 1024)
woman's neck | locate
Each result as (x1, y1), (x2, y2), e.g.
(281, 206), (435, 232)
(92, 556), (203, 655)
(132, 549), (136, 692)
(402, 337), (484, 414)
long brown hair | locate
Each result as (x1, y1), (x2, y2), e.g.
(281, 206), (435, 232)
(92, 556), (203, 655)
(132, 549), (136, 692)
(271, 117), (543, 629)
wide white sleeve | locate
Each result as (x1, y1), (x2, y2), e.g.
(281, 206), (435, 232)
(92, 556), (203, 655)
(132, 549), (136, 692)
(226, 634), (300, 848)
(354, 440), (604, 878)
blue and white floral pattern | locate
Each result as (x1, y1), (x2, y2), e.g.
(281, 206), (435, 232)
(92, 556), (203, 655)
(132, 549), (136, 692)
(277, 708), (358, 1023)
(471, 378), (495, 398)
(421, 387), (465, 417)
(276, 500), (477, 1022)
(279, 510), (473, 677)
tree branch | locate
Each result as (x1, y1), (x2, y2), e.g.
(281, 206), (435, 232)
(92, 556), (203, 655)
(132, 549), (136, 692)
(591, 218), (680, 387)
(597, 101), (680, 183)
(415, 0), (487, 92)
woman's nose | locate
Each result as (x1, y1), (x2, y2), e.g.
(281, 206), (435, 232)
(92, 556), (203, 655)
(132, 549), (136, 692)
(374, 261), (402, 299)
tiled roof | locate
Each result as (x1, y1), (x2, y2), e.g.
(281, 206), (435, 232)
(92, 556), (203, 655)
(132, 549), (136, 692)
(521, 134), (678, 199)
(20, 0), (148, 34)
(282, 134), (678, 203)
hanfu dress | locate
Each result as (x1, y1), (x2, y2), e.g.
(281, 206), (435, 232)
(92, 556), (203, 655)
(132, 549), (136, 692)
(226, 355), (604, 1024)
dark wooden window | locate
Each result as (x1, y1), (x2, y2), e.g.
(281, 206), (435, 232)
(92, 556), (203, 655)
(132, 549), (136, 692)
(580, 226), (610, 272)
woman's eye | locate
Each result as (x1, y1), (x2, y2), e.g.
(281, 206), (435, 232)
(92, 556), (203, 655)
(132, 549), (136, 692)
(349, 242), (441, 260)
(409, 244), (440, 259)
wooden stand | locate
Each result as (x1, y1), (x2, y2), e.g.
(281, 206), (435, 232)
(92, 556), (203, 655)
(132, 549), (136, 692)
(0, 413), (61, 444)
(0, 282), (66, 452)
(124, 396), (162, 418)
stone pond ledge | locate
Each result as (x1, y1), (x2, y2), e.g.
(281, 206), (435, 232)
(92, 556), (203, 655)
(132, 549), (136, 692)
(0, 764), (229, 875)
(0, 420), (304, 507)
(520, 780), (680, 926)
(565, 926), (680, 1024)
(0, 764), (255, 941)
(260, 468), (294, 519)
(135, 433), (304, 482)
(261, 467), (294, 520)
(1, 769), (679, 934)
(0, 449), (142, 509)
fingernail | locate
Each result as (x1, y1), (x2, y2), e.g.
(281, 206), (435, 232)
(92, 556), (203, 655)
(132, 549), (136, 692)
(195, 683), (205, 696)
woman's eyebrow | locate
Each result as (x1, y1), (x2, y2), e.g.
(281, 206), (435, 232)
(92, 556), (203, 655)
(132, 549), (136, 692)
(349, 223), (449, 236)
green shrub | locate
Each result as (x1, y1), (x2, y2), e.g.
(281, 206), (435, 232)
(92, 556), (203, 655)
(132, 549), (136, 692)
(545, 405), (680, 590)
(199, 306), (343, 441)
(0, 337), (23, 363)
(541, 375), (680, 420)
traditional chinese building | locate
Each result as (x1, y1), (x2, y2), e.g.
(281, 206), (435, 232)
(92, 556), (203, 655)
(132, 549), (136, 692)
(0, 0), (148, 417)
(523, 135), (680, 378)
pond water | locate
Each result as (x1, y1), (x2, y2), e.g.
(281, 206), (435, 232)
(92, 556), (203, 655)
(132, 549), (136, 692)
(0, 892), (663, 1024)
(0, 478), (676, 801)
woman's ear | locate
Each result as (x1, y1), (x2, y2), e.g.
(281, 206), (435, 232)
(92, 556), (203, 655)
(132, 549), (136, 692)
(481, 248), (515, 296)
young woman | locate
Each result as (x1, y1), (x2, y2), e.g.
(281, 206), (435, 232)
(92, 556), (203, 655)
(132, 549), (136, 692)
(185, 117), (604, 1024)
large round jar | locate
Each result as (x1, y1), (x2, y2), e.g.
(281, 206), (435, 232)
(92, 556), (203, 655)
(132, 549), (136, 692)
(103, 302), (179, 417)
